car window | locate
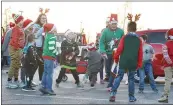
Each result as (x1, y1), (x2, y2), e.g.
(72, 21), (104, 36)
(146, 32), (166, 44)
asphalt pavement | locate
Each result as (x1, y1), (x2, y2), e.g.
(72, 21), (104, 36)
(1, 66), (173, 104)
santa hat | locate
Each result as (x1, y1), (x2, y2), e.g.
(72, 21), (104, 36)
(23, 19), (34, 30)
(167, 28), (173, 39)
(9, 22), (15, 28)
(110, 14), (118, 24)
(12, 14), (24, 24)
(87, 42), (96, 51)
(43, 23), (56, 33)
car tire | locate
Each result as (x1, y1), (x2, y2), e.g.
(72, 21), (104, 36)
(62, 75), (68, 82)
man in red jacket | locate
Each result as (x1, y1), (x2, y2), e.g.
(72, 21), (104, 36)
(6, 13), (24, 89)
(158, 28), (173, 103)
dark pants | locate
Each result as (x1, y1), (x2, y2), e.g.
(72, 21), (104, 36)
(36, 47), (44, 81)
(25, 64), (37, 87)
(89, 72), (98, 85)
(105, 54), (113, 79)
(21, 56), (26, 83)
(99, 60), (104, 80)
(56, 68), (79, 84)
(1, 56), (7, 69)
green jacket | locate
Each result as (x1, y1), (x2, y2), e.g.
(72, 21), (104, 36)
(99, 28), (124, 54)
(42, 33), (58, 58)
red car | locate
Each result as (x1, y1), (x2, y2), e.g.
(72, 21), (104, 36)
(135, 29), (168, 82)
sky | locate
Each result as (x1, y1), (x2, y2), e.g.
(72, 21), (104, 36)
(2, 2), (173, 42)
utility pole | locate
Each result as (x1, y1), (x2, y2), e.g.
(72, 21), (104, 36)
(123, 2), (128, 31)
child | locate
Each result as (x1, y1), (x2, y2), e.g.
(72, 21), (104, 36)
(158, 28), (173, 103)
(56, 29), (83, 88)
(6, 14), (24, 89)
(109, 13), (143, 102)
(22, 34), (42, 91)
(20, 19), (35, 88)
(138, 35), (158, 93)
(39, 23), (59, 95)
(84, 43), (104, 87)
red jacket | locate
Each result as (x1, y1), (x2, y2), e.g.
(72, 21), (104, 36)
(162, 40), (173, 67)
(9, 26), (25, 50)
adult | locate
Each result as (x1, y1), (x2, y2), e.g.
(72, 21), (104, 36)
(109, 14), (143, 102)
(2, 22), (15, 70)
(99, 14), (124, 82)
(34, 8), (48, 84)
(6, 14), (25, 89)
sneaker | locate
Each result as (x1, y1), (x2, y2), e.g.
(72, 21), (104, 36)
(125, 80), (128, 85)
(47, 90), (56, 95)
(152, 88), (158, 93)
(100, 79), (104, 84)
(138, 89), (144, 93)
(109, 91), (116, 102)
(129, 96), (137, 102)
(31, 82), (37, 87)
(13, 81), (20, 87)
(22, 86), (36, 91)
(39, 87), (48, 94)
(19, 82), (26, 88)
(77, 82), (84, 88)
(158, 95), (168, 103)
(6, 81), (18, 89)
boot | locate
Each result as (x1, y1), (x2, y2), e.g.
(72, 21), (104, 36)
(158, 95), (168, 103)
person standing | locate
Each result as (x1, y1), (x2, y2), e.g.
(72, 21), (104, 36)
(99, 14), (124, 82)
(138, 35), (158, 93)
(39, 23), (58, 95)
(2, 22), (15, 70)
(158, 28), (173, 103)
(6, 14), (25, 89)
(109, 14), (143, 102)
(34, 8), (48, 84)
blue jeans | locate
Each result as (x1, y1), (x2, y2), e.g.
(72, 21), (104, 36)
(41, 59), (54, 91)
(111, 69), (136, 97)
(105, 54), (113, 78)
(107, 66), (117, 88)
(139, 61), (157, 90)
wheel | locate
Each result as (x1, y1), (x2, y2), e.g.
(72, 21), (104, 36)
(62, 75), (68, 82)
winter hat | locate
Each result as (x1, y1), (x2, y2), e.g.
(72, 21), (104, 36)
(166, 28), (173, 40)
(9, 22), (15, 28)
(110, 14), (118, 24)
(43, 23), (56, 33)
(87, 42), (96, 51)
(12, 13), (24, 24)
(64, 29), (77, 42)
(23, 19), (34, 30)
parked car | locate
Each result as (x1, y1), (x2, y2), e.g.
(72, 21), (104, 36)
(134, 29), (168, 83)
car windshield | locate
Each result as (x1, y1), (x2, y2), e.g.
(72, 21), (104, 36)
(147, 32), (166, 44)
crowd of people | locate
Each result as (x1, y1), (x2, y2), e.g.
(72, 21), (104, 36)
(1, 8), (173, 103)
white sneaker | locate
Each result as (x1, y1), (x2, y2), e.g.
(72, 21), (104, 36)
(19, 82), (26, 88)
(6, 81), (18, 89)
(125, 80), (128, 85)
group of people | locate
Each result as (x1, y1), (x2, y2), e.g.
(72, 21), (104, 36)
(97, 13), (173, 103)
(1, 8), (173, 103)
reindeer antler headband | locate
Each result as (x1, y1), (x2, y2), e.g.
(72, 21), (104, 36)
(127, 13), (141, 22)
(39, 8), (50, 14)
